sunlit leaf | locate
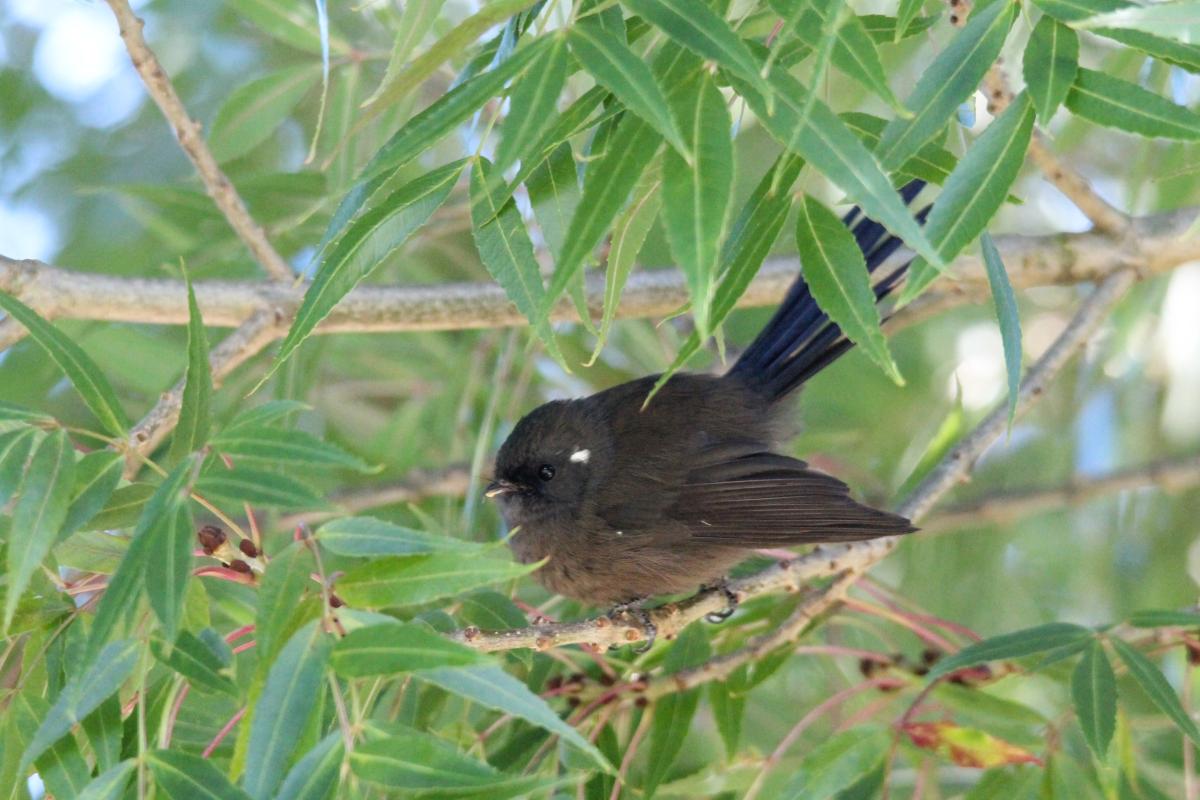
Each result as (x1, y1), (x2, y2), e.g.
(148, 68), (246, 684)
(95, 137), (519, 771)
(212, 426), (374, 472)
(1110, 637), (1200, 746)
(1065, 68), (1200, 140)
(61, 450), (123, 540)
(784, 727), (891, 798)
(645, 625), (711, 795)
(336, 551), (539, 608)
(151, 631), (238, 696)
(1024, 16), (1079, 123)
(226, 0), (343, 54)
(0, 291), (128, 436)
(495, 34), (571, 173)
(276, 732), (343, 800)
(1074, 0), (1200, 40)
(363, 0), (443, 105)
(81, 694), (122, 776)
(330, 622), (489, 676)
(255, 540), (315, 671)
(143, 455), (197, 643)
(1128, 609), (1200, 628)
(928, 622), (1093, 680)
(1095, 28), (1200, 73)
(150, 749), (253, 800)
(169, 275), (212, 463)
(980, 232), (1022, 428)
(1072, 640), (1117, 758)
(77, 760), (136, 800)
(209, 65), (319, 163)
(316, 516), (480, 557)
(196, 467), (327, 510)
(0, 427), (37, 507)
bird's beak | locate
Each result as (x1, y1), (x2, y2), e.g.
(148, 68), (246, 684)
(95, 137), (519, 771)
(485, 479), (520, 498)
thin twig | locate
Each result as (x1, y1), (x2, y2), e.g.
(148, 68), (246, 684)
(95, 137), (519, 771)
(104, 0), (293, 281)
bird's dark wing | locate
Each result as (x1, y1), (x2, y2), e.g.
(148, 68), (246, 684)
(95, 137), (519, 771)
(671, 449), (915, 546)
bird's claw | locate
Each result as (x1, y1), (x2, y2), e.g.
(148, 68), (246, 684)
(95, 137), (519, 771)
(607, 601), (657, 654)
(702, 580), (739, 624)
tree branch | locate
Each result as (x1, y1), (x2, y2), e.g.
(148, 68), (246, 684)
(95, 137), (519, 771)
(104, 0), (294, 282)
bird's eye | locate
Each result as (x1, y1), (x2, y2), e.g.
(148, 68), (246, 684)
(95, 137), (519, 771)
(538, 464), (556, 481)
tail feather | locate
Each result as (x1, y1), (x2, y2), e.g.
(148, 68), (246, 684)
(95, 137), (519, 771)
(730, 181), (927, 402)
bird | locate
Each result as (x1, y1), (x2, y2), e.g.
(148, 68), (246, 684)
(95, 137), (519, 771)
(486, 182), (925, 633)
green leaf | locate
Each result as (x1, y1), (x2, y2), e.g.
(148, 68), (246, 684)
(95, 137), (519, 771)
(569, 21), (690, 159)
(362, 0), (443, 106)
(736, 67), (944, 272)
(894, 0), (926, 43)
(1065, 68), (1200, 140)
(928, 623), (1093, 680)
(350, 730), (554, 795)
(196, 467), (327, 510)
(662, 72), (733, 338)
(527, 142), (583, 263)
(35, 726), (91, 800)
(169, 275), (212, 463)
(61, 450), (123, 539)
(331, 622), (488, 676)
(860, 13), (940, 42)
(422, 664), (610, 770)
(362, 37), (550, 181)
(1129, 609), (1200, 628)
(1095, 28), (1200, 74)
(150, 749), (253, 800)
(81, 694), (122, 775)
(255, 541), (314, 670)
(78, 760), (136, 800)
(645, 625), (711, 794)
(225, 399), (309, 432)
(336, 551), (539, 608)
(503, 85), (610, 197)
(1074, 1), (1200, 39)
(151, 631), (238, 696)
(840, 111), (958, 185)
(273, 160), (466, 381)
(208, 65), (318, 162)
(1032, 0), (1130, 23)
(900, 93), (1035, 303)
(496, 34), (571, 171)
(5, 429), (74, 630)
(80, 483), (153, 532)
(783, 727), (890, 799)
(876, 0), (1015, 170)
(469, 158), (567, 367)
(244, 621), (333, 799)
(22, 639), (139, 770)
(1072, 640), (1117, 759)
(0, 291), (128, 436)
(143, 458), (197, 643)
(1024, 16), (1079, 123)
(225, 0), (341, 54)
(362, 0), (542, 114)
(276, 732), (343, 800)
(212, 426), (374, 472)
(708, 679), (746, 759)
(981, 232), (1022, 428)
(622, 0), (772, 103)
(587, 166), (661, 364)
(316, 516), (479, 557)
(0, 400), (56, 429)
(795, 195), (903, 384)
(1110, 637), (1200, 747)
(0, 427), (37, 507)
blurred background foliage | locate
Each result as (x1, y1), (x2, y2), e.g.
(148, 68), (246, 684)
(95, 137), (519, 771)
(1, 0), (1200, 798)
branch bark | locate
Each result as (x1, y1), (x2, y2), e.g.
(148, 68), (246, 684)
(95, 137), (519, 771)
(104, 0), (293, 282)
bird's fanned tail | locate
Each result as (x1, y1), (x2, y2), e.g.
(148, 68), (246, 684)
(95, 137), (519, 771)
(729, 181), (928, 403)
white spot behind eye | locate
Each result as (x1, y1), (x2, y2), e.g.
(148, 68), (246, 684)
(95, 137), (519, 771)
(569, 448), (590, 464)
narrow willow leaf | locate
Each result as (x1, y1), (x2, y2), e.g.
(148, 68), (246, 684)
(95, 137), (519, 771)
(255, 541), (313, 670)
(61, 450), (123, 540)
(196, 467), (326, 510)
(500, 85), (610, 199)
(0, 427), (37, 507)
(647, 154), (803, 399)
(81, 695), (122, 775)
(363, 0), (540, 114)
(1032, 0), (1130, 23)
(422, 665), (610, 770)
(1110, 637), (1200, 746)
(1072, 640), (1117, 759)
(150, 749), (253, 800)
(662, 72), (734, 338)
(0, 291), (128, 436)
(363, 0), (443, 105)
(36, 730), (90, 800)
(622, 0), (772, 102)
(860, 13), (938, 42)
(350, 731), (503, 788)
(1024, 16), (1079, 123)
(894, 0), (926, 42)
(212, 426), (374, 472)
(80, 483), (153, 532)
(645, 626), (710, 794)
(1065, 68), (1200, 140)
(0, 400), (55, 429)
(840, 112), (958, 185)
(587, 167), (661, 364)
(244, 621), (332, 799)
(78, 760), (136, 800)
(526, 142), (582, 263)
(276, 732), (343, 800)
(169, 275), (212, 463)
(225, 0), (343, 54)
(151, 631), (238, 696)
(709, 680), (746, 759)
(22, 639), (139, 770)
(980, 232), (1022, 428)
(225, 399), (310, 431)
(876, 0), (1015, 170)
(361, 37), (549, 181)
(900, 93), (1035, 303)
(928, 623), (1093, 680)
(1074, 1), (1200, 38)
(143, 457), (197, 643)
(735, 67), (943, 271)
(316, 516), (480, 556)
(1096, 28), (1200, 74)
(568, 21), (690, 158)
(209, 65), (318, 162)
(1129, 609), (1200, 627)
(330, 622), (488, 676)
(496, 34), (570, 171)
(271, 160), (465, 382)
(336, 551), (539, 608)
(784, 727), (890, 798)
(5, 429), (74, 630)
(795, 196), (903, 384)
(469, 158), (568, 367)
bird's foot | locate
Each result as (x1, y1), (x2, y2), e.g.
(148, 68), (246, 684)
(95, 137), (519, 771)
(607, 600), (657, 654)
(701, 579), (740, 624)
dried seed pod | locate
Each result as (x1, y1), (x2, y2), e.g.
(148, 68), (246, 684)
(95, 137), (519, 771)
(197, 525), (226, 554)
